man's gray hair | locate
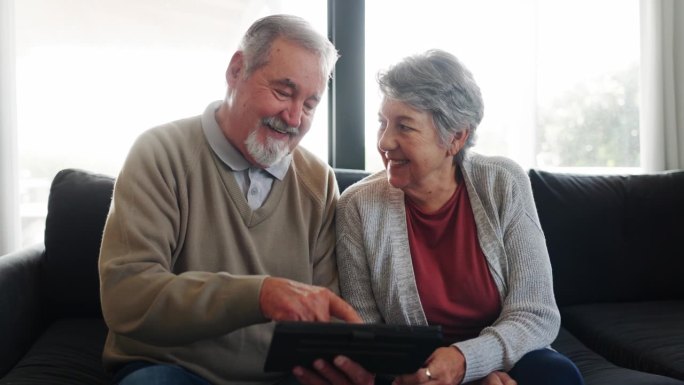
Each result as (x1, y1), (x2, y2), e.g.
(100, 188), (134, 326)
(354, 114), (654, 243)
(377, 49), (484, 164)
(239, 14), (339, 80)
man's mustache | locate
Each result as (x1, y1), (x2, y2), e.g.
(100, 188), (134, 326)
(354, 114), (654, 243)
(262, 117), (299, 135)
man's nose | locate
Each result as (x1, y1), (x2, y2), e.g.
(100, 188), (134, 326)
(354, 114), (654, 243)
(282, 102), (303, 128)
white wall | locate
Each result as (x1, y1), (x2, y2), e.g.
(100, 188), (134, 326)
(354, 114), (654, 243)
(0, 0), (21, 255)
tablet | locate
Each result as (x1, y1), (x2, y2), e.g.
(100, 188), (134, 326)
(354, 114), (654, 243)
(263, 321), (443, 375)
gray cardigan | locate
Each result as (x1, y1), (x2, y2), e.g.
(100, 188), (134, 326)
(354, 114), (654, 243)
(336, 152), (560, 383)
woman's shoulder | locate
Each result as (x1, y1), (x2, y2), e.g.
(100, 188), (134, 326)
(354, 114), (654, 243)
(464, 152), (529, 184)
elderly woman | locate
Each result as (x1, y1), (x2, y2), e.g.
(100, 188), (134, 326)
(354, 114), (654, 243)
(294, 50), (584, 385)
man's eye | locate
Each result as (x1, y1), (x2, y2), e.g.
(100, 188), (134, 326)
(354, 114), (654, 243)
(275, 89), (291, 98)
(399, 124), (412, 131)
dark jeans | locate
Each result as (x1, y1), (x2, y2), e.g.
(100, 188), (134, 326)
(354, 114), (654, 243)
(113, 349), (583, 385)
(111, 362), (211, 385)
(508, 348), (585, 385)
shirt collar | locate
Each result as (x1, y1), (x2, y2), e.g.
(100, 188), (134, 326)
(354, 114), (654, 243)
(201, 100), (291, 180)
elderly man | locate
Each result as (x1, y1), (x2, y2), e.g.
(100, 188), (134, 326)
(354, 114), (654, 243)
(98, 14), (360, 385)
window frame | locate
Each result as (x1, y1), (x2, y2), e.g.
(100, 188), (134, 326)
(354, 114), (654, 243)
(328, 0), (365, 169)
(328, 0), (642, 173)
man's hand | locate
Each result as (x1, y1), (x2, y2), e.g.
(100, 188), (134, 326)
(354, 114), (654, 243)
(259, 277), (362, 323)
(293, 356), (374, 385)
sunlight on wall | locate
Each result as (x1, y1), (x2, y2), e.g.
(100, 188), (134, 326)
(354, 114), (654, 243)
(15, 0), (327, 246)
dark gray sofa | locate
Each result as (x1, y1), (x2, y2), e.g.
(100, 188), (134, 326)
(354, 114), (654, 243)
(530, 169), (684, 384)
(1, 167), (683, 384)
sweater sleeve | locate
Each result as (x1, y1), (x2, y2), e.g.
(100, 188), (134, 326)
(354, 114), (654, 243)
(99, 127), (268, 346)
(455, 161), (561, 383)
(336, 188), (384, 324)
(311, 167), (341, 294)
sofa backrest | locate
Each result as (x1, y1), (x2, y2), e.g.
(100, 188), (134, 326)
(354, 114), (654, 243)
(334, 168), (372, 193)
(529, 169), (684, 306)
(44, 169), (115, 319)
(42, 167), (370, 319)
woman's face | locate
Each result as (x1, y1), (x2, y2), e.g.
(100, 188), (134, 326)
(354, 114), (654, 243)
(377, 98), (466, 196)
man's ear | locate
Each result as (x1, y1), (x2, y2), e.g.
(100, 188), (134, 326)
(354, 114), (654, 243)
(226, 51), (245, 88)
(447, 129), (470, 156)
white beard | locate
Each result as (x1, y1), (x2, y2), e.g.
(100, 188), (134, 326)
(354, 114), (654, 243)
(245, 128), (291, 167)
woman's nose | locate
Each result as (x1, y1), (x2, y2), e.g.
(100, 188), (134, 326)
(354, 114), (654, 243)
(377, 127), (395, 151)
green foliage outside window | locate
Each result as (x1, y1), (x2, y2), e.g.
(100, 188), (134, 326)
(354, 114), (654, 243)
(537, 65), (639, 167)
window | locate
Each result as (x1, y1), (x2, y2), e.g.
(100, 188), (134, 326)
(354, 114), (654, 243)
(364, 0), (640, 173)
(11, 0), (643, 248)
(15, 0), (327, 246)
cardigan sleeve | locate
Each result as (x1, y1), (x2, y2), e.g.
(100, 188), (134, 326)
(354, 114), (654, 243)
(454, 160), (561, 383)
(336, 189), (384, 324)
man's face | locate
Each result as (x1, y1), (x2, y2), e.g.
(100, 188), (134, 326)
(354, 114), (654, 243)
(226, 38), (327, 167)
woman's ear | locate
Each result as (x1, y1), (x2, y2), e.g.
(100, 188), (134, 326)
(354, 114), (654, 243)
(226, 51), (245, 88)
(448, 129), (470, 156)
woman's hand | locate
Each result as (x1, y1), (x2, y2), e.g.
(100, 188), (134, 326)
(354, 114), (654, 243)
(393, 346), (465, 385)
(478, 371), (516, 385)
(293, 356), (374, 385)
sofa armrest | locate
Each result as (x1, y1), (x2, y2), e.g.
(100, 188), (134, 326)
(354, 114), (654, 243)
(0, 243), (47, 376)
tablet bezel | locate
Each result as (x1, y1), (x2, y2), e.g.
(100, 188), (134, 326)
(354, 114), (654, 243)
(264, 321), (443, 376)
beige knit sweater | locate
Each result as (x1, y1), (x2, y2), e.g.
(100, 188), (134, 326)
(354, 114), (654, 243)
(99, 114), (338, 385)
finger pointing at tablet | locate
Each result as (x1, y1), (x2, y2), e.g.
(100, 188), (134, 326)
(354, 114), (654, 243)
(259, 277), (362, 323)
(329, 294), (363, 323)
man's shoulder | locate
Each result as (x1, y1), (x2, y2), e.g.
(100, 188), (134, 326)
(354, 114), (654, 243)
(138, 115), (203, 147)
(290, 147), (336, 202)
(123, 114), (207, 177)
(291, 146), (328, 169)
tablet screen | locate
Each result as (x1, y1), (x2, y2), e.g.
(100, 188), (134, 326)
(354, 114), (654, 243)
(264, 321), (443, 375)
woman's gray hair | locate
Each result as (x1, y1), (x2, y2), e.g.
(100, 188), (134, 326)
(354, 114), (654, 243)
(377, 49), (484, 164)
(239, 14), (339, 80)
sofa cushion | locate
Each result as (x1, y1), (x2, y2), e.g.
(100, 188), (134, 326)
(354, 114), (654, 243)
(552, 327), (684, 385)
(44, 169), (115, 319)
(529, 169), (684, 306)
(560, 301), (684, 380)
(0, 318), (110, 385)
(0, 245), (47, 377)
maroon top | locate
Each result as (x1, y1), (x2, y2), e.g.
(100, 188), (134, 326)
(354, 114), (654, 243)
(405, 182), (502, 343)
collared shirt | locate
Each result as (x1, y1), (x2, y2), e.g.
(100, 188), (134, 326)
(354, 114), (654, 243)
(201, 101), (291, 209)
